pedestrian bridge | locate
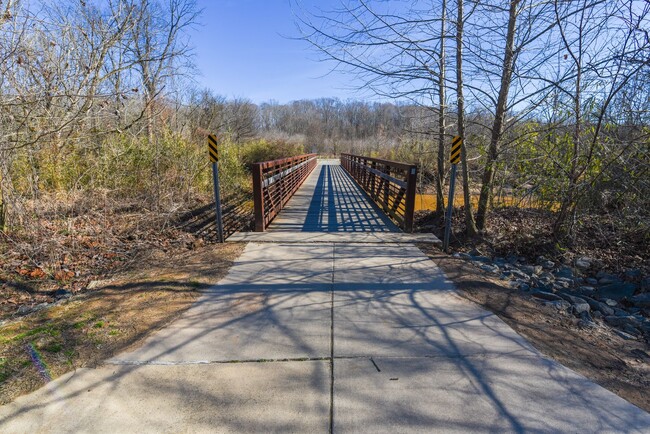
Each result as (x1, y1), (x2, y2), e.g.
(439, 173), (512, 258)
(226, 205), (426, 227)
(230, 157), (440, 244)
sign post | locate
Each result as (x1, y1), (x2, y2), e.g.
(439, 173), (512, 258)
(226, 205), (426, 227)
(208, 134), (225, 243)
(443, 136), (462, 252)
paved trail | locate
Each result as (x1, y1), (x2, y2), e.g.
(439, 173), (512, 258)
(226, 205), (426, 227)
(2, 161), (649, 433)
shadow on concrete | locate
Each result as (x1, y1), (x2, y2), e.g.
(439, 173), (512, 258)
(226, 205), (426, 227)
(2, 243), (649, 432)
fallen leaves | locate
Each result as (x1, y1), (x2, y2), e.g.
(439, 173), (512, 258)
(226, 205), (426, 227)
(29, 268), (46, 279)
(15, 268), (46, 279)
(415, 207), (649, 277)
(54, 270), (75, 281)
(0, 241), (245, 405)
(1, 195), (221, 320)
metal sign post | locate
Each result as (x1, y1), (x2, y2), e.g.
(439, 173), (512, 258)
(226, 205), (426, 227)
(443, 136), (462, 252)
(208, 134), (225, 243)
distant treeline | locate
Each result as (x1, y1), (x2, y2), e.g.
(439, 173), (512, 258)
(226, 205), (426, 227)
(184, 93), (439, 154)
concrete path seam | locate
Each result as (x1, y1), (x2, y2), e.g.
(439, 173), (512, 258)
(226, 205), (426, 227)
(329, 242), (335, 434)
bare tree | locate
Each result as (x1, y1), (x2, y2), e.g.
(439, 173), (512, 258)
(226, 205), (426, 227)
(297, 0), (449, 211)
(549, 0), (650, 238)
(126, 0), (198, 207)
(454, 0), (478, 235)
(436, 0), (448, 215)
(0, 0), (141, 220)
(224, 98), (259, 143)
(128, 0), (199, 141)
(474, 0), (522, 230)
(0, 0), (201, 224)
(464, 0), (564, 230)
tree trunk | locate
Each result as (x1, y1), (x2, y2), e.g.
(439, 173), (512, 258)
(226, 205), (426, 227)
(0, 152), (14, 231)
(553, 31), (583, 239)
(435, 0), (447, 215)
(456, 0), (478, 236)
(0, 175), (6, 232)
(476, 0), (519, 230)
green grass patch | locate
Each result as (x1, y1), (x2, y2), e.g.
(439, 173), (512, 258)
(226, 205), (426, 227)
(43, 342), (63, 353)
(2, 324), (61, 344)
(0, 358), (9, 383)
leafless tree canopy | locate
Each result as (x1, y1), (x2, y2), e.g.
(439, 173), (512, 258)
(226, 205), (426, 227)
(297, 0), (650, 237)
(0, 0), (198, 226)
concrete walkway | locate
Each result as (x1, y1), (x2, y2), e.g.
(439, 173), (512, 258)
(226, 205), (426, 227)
(3, 246), (649, 432)
(2, 162), (649, 432)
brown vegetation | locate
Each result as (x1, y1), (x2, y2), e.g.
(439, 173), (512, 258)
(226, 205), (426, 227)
(1, 0), (649, 410)
(415, 206), (649, 277)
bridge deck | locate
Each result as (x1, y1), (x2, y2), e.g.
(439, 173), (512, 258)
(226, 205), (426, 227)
(267, 160), (399, 232)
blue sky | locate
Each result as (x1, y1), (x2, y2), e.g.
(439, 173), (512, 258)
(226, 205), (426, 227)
(191, 0), (362, 104)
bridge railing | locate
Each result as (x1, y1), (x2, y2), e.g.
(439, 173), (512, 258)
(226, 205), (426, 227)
(252, 154), (318, 231)
(340, 153), (417, 232)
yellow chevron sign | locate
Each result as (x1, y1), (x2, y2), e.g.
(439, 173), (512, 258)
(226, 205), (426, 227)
(208, 135), (218, 162)
(450, 136), (462, 165)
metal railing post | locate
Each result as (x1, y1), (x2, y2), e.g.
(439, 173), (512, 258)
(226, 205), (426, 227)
(252, 162), (265, 232)
(404, 165), (417, 232)
(370, 160), (378, 198)
(341, 153), (418, 232)
(382, 164), (390, 212)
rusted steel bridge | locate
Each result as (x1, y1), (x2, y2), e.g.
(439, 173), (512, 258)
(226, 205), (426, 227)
(249, 154), (418, 235)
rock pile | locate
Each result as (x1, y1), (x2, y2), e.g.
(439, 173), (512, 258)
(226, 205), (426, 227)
(454, 251), (650, 341)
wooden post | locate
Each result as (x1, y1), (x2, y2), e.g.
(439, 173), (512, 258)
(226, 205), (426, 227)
(252, 163), (265, 232)
(404, 165), (417, 233)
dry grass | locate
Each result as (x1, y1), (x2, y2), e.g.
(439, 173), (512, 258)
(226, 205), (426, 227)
(414, 193), (558, 212)
(0, 242), (245, 405)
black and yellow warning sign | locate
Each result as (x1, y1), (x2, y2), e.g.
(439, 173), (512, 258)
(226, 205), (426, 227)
(450, 136), (462, 165)
(208, 134), (218, 163)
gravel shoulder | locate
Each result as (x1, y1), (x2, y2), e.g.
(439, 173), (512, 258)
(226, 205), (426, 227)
(418, 245), (650, 413)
